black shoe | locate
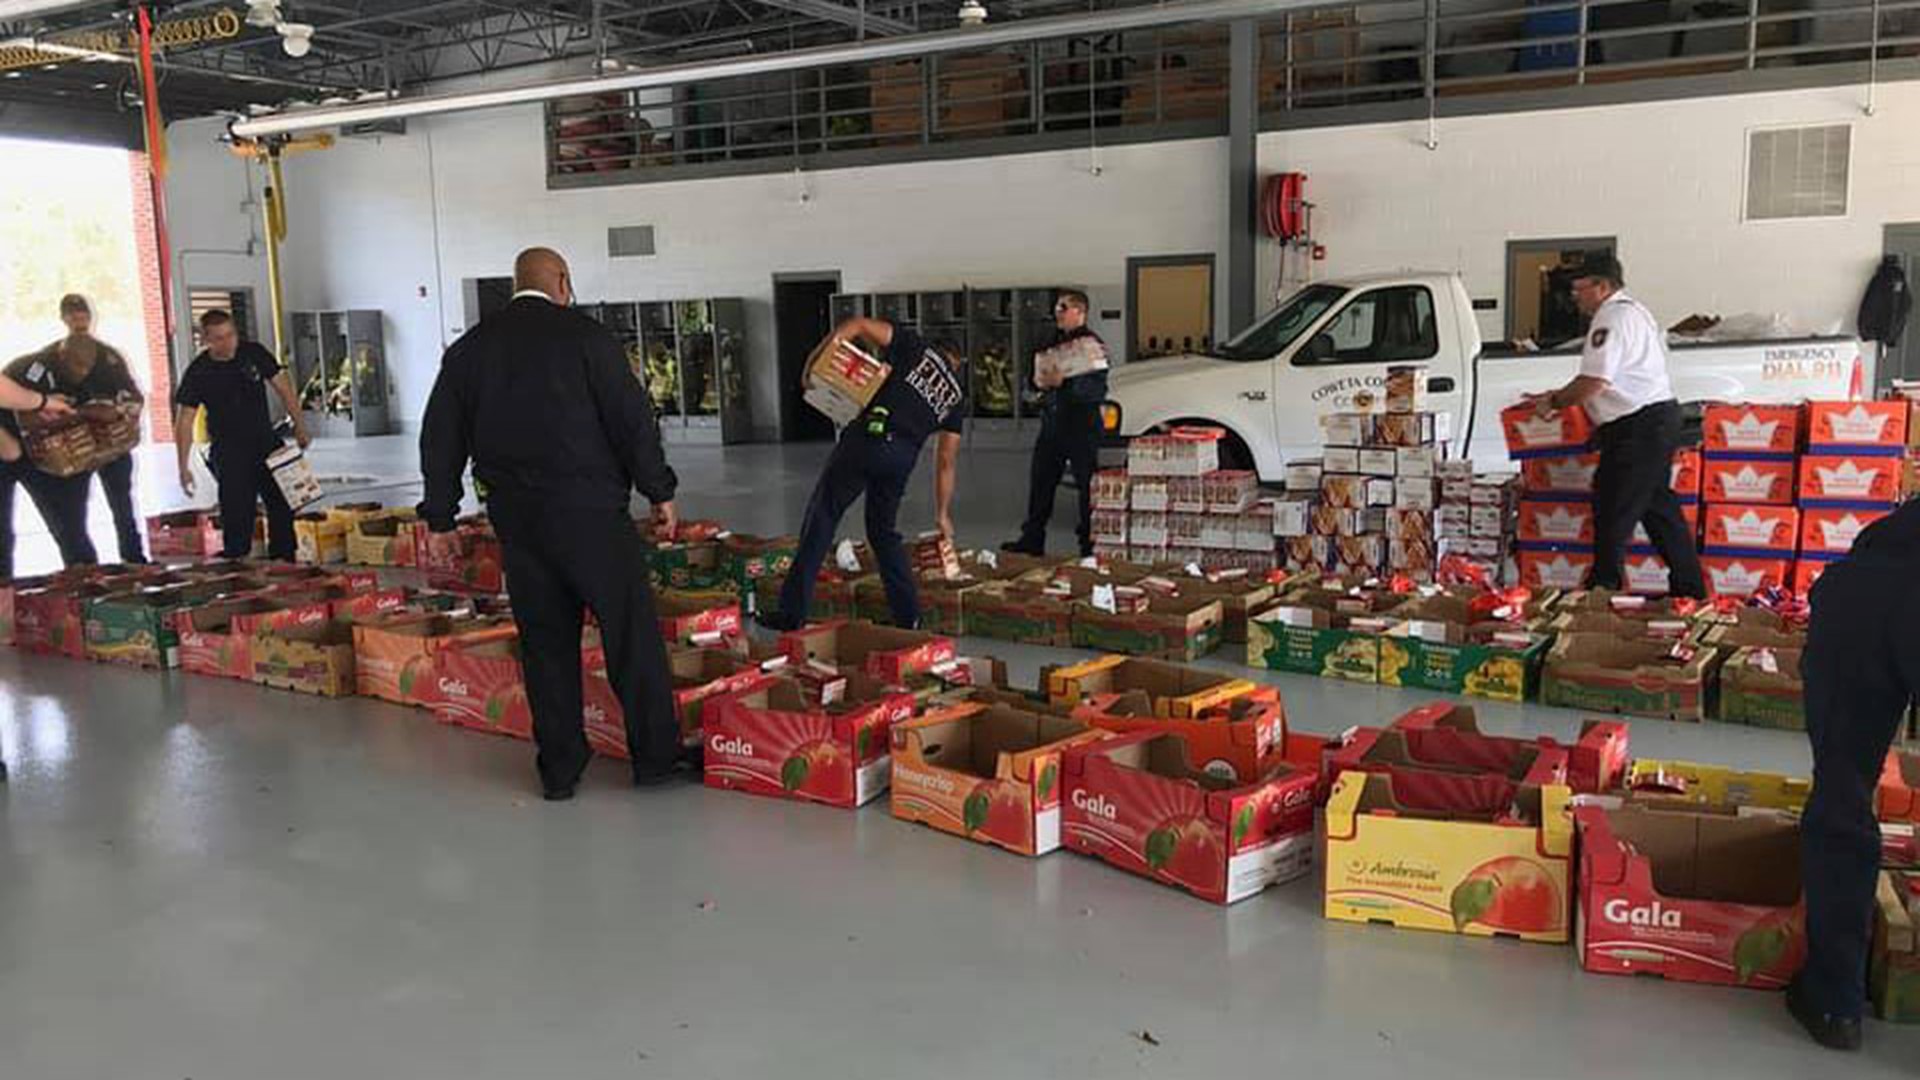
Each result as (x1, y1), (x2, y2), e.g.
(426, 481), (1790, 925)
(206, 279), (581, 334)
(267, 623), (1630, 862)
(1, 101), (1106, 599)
(678, 744), (705, 772)
(542, 784), (577, 802)
(1000, 540), (1042, 556)
(633, 768), (679, 788)
(1786, 985), (1863, 1051)
(755, 610), (801, 634)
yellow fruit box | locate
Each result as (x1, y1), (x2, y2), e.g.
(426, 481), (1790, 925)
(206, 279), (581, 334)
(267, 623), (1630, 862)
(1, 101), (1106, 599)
(294, 512), (349, 565)
(1045, 654), (1263, 719)
(1323, 770), (1575, 944)
(345, 509), (420, 568)
(1625, 759), (1810, 813)
(252, 622), (358, 697)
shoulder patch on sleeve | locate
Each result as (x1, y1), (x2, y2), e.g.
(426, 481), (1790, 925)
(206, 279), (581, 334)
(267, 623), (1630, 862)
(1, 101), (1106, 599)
(1589, 327), (1610, 349)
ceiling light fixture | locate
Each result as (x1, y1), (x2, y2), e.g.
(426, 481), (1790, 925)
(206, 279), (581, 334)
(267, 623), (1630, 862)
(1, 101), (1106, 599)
(277, 21), (313, 58)
(245, 0), (282, 28)
(957, 0), (987, 25)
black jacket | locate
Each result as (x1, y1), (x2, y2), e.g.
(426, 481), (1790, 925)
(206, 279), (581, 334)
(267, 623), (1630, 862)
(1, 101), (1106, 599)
(1859, 256), (1912, 347)
(418, 295), (677, 531)
(1039, 326), (1110, 417)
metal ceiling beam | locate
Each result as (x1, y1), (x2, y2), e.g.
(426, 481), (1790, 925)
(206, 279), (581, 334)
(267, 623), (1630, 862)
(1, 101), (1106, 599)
(748, 0), (914, 35)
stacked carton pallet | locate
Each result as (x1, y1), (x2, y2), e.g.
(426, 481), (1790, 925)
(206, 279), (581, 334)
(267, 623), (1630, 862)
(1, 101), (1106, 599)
(1794, 399), (1913, 593)
(1698, 403), (1804, 599)
(1502, 402), (1599, 591)
(1091, 425), (1273, 575)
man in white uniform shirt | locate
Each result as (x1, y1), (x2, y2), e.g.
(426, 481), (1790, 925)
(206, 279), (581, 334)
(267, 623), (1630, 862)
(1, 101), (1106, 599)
(1522, 255), (1705, 598)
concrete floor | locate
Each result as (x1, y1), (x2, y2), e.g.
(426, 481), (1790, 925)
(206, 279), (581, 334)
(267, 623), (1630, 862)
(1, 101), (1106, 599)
(1, 436), (1915, 1078)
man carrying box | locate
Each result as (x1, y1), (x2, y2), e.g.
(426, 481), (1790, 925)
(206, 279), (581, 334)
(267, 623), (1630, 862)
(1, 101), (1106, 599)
(418, 247), (685, 801)
(1520, 256), (1704, 599)
(760, 316), (966, 632)
(1003, 289), (1109, 558)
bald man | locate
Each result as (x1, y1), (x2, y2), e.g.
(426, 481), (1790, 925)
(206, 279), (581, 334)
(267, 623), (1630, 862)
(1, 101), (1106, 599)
(419, 247), (684, 800)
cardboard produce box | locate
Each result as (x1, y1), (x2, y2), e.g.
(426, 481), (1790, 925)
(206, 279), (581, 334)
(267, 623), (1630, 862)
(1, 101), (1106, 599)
(175, 596), (307, 680)
(345, 511), (420, 567)
(251, 622), (358, 697)
(1873, 870), (1920, 1022)
(1069, 690), (1301, 786)
(1626, 758), (1810, 812)
(1500, 403), (1593, 458)
(1809, 399), (1908, 449)
(851, 570), (980, 636)
(1518, 548), (1595, 591)
(1702, 504), (1800, 556)
(1045, 654), (1263, 719)
(962, 578), (1074, 647)
(655, 588), (744, 646)
(1324, 727), (1570, 817)
(1390, 702), (1628, 795)
(351, 612), (516, 707)
(1576, 801), (1805, 988)
(1246, 598), (1401, 684)
(1070, 593), (1224, 662)
(780, 619), (957, 683)
(647, 538), (724, 591)
(890, 703), (1105, 856)
(1703, 403), (1802, 454)
(1799, 506), (1888, 558)
(294, 512), (349, 565)
(1324, 771), (1575, 943)
(718, 533), (799, 595)
(84, 581), (238, 669)
(1378, 599), (1551, 703)
(804, 337), (890, 426)
(424, 633), (616, 742)
(1521, 453), (1600, 495)
(1517, 498), (1596, 546)
(1702, 456), (1797, 505)
(1799, 453), (1904, 506)
(1149, 570), (1275, 644)
(703, 673), (916, 808)
(1717, 646), (1804, 730)
(1700, 556), (1791, 600)
(15, 579), (115, 659)
(1878, 751), (1920, 825)
(667, 645), (778, 746)
(1543, 632), (1713, 721)
(147, 509), (223, 560)
(1061, 733), (1317, 904)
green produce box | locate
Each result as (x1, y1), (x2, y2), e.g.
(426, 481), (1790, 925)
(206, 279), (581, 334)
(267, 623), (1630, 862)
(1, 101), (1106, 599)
(84, 581), (239, 669)
(718, 534), (797, 597)
(1069, 595), (1223, 662)
(1541, 632), (1712, 722)
(649, 540), (725, 591)
(1378, 628), (1550, 703)
(962, 582), (1072, 647)
(1245, 607), (1385, 684)
(1716, 645), (1804, 730)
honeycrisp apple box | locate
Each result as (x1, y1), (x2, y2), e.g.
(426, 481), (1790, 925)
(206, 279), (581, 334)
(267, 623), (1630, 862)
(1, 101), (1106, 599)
(704, 673), (917, 809)
(1061, 732), (1317, 904)
(351, 612), (517, 707)
(1069, 690), (1295, 787)
(1045, 654), (1265, 719)
(1389, 702), (1630, 795)
(1575, 800), (1806, 989)
(780, 619), (957, 683)
(1323, 771), (1576, 944)
(890, 704), (1107, 857)
(1246, 601), (1402, 684)
(1542, 632), (1713, 721)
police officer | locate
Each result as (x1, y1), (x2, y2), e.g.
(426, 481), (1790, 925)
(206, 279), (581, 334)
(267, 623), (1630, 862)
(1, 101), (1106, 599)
(1789, 504), (1920, 1051)
(758, 317), (966, 632)
(1003, 289), (1109, 558)
(1522, 255), (1705, 598)
(173, 309), (310, 561)
(0, 376), (76, 577)
(418, 247), (683, 801)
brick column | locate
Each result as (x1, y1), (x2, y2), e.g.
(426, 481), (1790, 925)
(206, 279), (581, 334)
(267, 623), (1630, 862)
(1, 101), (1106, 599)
(129, 150), (174, 444)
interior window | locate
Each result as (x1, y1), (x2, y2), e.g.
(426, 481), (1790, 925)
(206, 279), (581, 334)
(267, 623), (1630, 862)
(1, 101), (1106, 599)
(1292, 286), (1439, 366)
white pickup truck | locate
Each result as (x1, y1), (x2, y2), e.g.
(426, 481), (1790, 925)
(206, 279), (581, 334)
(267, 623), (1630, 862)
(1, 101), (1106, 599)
(1102, 271), (1869, 479)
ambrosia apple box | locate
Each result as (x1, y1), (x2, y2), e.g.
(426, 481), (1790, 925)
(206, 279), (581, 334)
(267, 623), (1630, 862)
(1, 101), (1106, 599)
(1061, 733), (1316, 904)
(890, 703), (1105, 856)
(704, 673), (915, 809)
(1576, 801), (1805, 988)
(1323, 770), (1575, 943)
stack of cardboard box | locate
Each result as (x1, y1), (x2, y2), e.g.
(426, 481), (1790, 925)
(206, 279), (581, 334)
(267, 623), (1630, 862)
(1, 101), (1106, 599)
(1699, 403), (1804, 598)
(1794, 400), (1911, 593)
(1099, 425), (1273, 575)
(1504, 401), (1602, 591)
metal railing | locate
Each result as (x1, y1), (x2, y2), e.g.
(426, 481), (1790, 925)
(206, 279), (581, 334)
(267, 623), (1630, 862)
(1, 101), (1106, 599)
(546, 0), (1920, 184)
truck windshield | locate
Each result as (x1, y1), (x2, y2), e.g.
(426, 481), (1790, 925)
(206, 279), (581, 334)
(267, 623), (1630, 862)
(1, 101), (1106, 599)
(1212, 284), (1346, 361)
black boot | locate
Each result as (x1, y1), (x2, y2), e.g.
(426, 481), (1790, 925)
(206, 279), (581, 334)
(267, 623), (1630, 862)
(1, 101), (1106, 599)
(1786, 984), (1863, 1051)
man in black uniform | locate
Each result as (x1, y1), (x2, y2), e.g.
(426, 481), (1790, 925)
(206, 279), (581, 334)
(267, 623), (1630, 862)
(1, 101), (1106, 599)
(1003, 289), (1109, 558)
(1789, 502), (1920, 1051)
(759, 317), (966, 631)
(173, 309), (309, 561)
(418, 247), (683, 800)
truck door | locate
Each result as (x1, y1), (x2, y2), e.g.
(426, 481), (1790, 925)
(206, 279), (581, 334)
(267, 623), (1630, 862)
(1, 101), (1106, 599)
(1282, 283), (1468, 458)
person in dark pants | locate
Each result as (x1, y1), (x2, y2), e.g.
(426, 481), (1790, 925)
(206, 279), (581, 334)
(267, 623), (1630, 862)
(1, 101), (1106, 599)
(1003, 289), (1109, 558)
(172, 309), (309, 561)
(760, 317), (966, 631)
(0, 377), (76, 577)
(1789, 504), (1920, 1051)
(419, 247), (683, 801)
(1522, 255), (1704, 598)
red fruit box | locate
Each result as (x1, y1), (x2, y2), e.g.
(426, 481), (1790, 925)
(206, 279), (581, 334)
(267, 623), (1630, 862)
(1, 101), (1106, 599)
(173, 596), (300, 679)
(1622, 551), (1672, 596)
(1069, 691), (1297, 788)
(1575, 801), (1805, 988)
(350, 612), (517, 707)
(1701, 504), (1800, 555)
(656, 589), (743, 646)
(890, 703), (1106, 856)
(703, 673), (916, 809)
(429, 636), (535, 739)
(146, 510), (222, 560)
(1798, 454), (1904, 506)
(1670, 448), (1703, 499)
(1389, 702), (1628, 796)
(1521, 453), (1599, 495)
(1325, 726), (1570, 816)
(1792, 558), (1831, 596)
(1878, 750), (1920, 825)
(13, 580), (110, 659)
(1061, 732), (1317, 904)
(669, 645), (778, 746)
(1700, 556), (1792, 600)
(1808, 400), (1908, 451)
(1518, 548), (1595, 592)
(1501, 403), (1594, 459)
(780, 619), (957, 684)
(1702, 404), (1802, 455)
(1518, 498), (1596, 546)
(1799, 506), (1889, 557)
(1701, 457), (1796, 506)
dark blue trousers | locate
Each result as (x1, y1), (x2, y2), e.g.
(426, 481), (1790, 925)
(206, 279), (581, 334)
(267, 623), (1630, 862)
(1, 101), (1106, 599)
(779, 432), (920, 628)
(1798, 556), (1918, 1019)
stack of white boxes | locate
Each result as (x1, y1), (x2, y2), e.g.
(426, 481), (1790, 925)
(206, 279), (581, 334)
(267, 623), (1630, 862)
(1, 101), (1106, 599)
(1272, 366), (1442, 581)
(1437, 466), (1521, 583)
(1089, 427), (1277, 572)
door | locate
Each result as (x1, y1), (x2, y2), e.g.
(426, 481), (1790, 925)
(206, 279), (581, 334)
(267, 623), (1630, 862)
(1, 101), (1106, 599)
(774, 273), (840, 442)
(1505, 238), (1616, 348)
(1285, 282), (1466, 459)
(711, 298), (754, 444)
(1881, 225), (1920, 391)
(1128, 255), (1215, 362)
